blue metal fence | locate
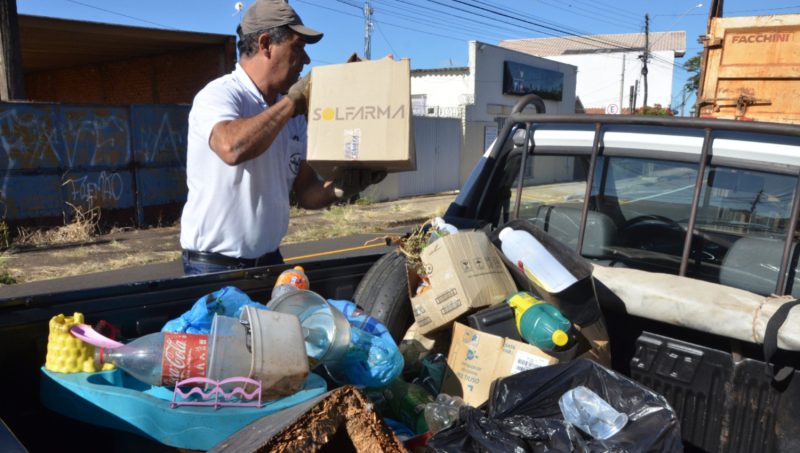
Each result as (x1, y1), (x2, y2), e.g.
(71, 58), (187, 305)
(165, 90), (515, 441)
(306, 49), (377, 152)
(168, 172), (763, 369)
(0, 102), (189, 227)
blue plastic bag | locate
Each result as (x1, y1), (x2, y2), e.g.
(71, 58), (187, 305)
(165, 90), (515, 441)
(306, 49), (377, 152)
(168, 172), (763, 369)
(326, 299), (404, 388)
(162, 286), (265, 334)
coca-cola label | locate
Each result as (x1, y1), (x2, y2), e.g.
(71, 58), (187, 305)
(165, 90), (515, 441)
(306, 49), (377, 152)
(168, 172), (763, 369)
(161, 333), (208, 386)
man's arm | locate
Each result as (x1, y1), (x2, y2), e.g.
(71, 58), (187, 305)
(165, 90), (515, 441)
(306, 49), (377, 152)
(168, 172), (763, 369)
(209, 96), (297, 166)
(293, 161), (339, 209)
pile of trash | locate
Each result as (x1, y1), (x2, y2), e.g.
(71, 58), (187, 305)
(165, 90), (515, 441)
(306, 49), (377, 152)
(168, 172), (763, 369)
(41, 218), (682, 452)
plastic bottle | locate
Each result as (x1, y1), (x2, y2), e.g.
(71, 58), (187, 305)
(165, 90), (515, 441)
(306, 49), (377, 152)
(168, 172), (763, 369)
(381, 378), (435, 434)
(325, 325), (404, 388)
(271, 266), (310, 300)
(428, 217), (458, 244)
(559, 386), (628, 440)
(507, 291), (572, 351)
(424, 393), (465, 434)
(96, 331), (209, 387)
(498, 227), (577, 294)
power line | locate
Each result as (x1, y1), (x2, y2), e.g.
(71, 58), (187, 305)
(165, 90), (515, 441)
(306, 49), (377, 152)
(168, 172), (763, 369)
(567, 0), (643, 21)
(654, 4), (800, 16)
(66, 0), (176, 29)
(375, 0), (542, 41)
(374, 21), (398, 57)
(428, 0), (647, 53)
(535, 0), (642, 30)
(297, 0), (473, 42)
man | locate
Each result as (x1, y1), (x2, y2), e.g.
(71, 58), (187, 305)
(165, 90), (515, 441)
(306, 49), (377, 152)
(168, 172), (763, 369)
(180, 0), (383, 274)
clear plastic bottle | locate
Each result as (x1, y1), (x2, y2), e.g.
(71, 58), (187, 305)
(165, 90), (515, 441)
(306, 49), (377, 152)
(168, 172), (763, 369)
(96, 332), (209, 387)
(424, 393), (465, 433)
(271, 266), (310, 300)
(559, 386), (628, 439)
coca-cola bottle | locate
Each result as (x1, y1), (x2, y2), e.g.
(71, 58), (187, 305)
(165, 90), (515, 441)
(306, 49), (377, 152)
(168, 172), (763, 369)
(96, 332), (209, 387)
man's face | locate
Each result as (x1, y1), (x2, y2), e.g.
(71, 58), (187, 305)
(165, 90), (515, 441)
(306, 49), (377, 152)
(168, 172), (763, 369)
(269, 32), (310, 92)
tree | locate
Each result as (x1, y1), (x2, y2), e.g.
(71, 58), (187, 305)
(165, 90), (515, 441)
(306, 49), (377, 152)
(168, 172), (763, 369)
(683, 52), (702, 96)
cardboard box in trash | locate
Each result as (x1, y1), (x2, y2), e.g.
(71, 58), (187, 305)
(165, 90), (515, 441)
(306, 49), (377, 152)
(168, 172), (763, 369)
(307, 58), (416, 175)
(441, 322), (558, 407)
(408, 232), (518, 335)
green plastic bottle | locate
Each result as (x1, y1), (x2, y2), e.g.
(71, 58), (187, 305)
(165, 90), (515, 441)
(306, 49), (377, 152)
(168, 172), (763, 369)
(507, 291), (572, 350)
(384, 378), (434, 434)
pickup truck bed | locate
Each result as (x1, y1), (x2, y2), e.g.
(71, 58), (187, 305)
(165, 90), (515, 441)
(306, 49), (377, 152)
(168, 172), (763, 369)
(4, 99), (800, 452)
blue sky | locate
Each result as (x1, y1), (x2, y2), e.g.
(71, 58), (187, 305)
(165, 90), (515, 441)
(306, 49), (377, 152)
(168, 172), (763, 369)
(16, 0), (800, 111)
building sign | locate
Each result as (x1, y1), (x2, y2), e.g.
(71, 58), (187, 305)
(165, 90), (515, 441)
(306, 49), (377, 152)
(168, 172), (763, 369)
(502, 61), (564, 101)
(605, 103), (620, 115)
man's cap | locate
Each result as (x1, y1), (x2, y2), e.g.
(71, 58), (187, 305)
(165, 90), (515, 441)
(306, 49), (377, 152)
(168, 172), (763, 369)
(240, 0), (323, 44)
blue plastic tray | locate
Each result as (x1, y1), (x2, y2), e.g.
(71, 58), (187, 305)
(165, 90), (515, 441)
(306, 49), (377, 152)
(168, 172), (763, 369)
(40, 367), (327, 450)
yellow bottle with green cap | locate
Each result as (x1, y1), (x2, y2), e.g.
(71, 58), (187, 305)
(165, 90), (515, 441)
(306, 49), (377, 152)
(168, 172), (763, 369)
(507, 292), (572, 351)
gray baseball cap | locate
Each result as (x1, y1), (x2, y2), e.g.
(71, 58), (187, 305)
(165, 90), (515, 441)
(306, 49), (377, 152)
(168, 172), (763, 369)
(240, 0), (323, 44)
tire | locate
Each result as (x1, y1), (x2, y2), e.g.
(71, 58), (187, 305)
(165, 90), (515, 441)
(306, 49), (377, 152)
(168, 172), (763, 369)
(354, 251), (413, 343)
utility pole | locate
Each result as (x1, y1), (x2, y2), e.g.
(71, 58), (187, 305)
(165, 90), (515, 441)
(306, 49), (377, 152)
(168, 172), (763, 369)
(681, 87), (688, 116)
(363, 0), (373, 60)
(640, 14), (650, 108)
(0, 0), (25, 100)
(619, 54), (626, 113)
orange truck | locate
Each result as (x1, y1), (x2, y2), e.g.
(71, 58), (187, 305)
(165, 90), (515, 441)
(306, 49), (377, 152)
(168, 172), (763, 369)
(697, 3), (800, 123)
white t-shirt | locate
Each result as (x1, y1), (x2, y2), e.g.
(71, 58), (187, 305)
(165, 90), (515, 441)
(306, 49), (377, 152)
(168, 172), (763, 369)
(180, 64), (306, 259)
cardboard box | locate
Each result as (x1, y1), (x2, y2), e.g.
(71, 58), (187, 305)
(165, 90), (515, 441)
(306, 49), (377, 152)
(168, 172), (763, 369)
(409, 232), (517, 335)
(441, 323), (558, 407)
(307, 58), (416, 173)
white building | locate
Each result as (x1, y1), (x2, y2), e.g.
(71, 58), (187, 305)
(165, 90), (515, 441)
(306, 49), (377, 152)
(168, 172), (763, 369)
(500, 32), (686, 113)
(411, 41), (578, 184)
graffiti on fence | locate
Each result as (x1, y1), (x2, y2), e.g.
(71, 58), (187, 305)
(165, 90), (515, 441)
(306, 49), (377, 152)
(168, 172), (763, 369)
(61, 108), (130, 168)
(132, 106), (189, 166)
(63, 171), (125, 210)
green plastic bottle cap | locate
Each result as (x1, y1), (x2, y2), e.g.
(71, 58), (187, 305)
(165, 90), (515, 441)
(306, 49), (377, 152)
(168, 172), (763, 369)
(552, 330), (569, 347)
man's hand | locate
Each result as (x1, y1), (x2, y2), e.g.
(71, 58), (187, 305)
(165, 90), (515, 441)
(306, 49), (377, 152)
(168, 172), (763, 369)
(332, 168), (387, 200)
(286, 73), (311, 117)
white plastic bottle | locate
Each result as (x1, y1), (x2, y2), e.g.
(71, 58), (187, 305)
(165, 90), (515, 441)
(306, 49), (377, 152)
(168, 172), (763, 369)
(498, 227), (577, 293)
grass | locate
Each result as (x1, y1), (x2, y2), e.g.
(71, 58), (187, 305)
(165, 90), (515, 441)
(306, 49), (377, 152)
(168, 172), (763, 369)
(13, 203), (100, 248)
(0, 194), (456, 285)
(0, 255), (16, 285)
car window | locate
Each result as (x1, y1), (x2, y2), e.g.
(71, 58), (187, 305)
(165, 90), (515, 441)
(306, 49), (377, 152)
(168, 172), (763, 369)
(509, 155), (589, 221)
(503, 137), (800, 297)
(692, 166), (797, 293)
(591, 156), (698, 272)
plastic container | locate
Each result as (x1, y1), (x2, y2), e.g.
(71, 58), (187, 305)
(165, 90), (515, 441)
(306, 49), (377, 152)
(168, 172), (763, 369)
(271, 266), (310, 300)
(368, 379), (434, 435)
(424, 393), (465, 434)
(498, 227), (578, 294)
(267, 290), (351, 363)
(324, 325), (404, 387)
(507, 291), (572, 351)
(559, 385), (628, 439)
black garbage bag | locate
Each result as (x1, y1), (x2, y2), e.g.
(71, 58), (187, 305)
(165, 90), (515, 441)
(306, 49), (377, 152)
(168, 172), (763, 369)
(428, 359), (682, 453)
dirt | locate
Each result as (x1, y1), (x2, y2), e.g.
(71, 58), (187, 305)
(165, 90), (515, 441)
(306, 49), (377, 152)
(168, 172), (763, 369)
(0, 194), (456, 286)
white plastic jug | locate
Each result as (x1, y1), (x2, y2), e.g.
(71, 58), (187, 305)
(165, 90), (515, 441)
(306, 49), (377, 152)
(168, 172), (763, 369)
(498, 227), (577, 294)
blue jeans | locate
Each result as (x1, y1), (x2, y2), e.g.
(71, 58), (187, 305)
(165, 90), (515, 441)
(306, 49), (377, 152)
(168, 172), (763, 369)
(182, 250), (284, 275)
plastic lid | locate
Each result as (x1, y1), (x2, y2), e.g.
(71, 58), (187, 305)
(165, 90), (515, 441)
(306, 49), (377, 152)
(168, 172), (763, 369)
(552, 329), (569, 347)
(498, 227), (513, 241)
(293, 266), (305, 272)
